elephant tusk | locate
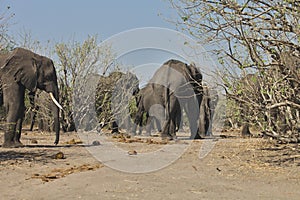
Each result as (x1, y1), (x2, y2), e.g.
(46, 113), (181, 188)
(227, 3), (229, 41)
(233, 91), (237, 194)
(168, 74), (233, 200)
(49, 92), (63, 110)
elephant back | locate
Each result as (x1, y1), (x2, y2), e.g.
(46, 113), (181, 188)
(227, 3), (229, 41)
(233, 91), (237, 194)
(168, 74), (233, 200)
(0, 48), (39, 92)
(149, 59), (202, 98)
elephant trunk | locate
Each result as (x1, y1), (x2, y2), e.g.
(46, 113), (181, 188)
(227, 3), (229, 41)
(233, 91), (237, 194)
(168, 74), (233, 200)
(48, 86), (61, 145)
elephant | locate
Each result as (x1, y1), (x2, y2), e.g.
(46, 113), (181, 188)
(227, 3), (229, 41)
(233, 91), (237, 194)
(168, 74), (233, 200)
(0, 48), (62, 147)
(95, 71), (139, 133)
(198, 84), (219, 137)
(133, 84), (181, 136)
(144, 59), (203, 139)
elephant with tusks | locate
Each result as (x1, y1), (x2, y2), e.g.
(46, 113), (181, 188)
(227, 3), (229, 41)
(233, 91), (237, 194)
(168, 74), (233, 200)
(0, 48), (63, 147)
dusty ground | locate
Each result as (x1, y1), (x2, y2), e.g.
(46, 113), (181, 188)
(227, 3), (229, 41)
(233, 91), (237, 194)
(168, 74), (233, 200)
(0, 128), (299, 200)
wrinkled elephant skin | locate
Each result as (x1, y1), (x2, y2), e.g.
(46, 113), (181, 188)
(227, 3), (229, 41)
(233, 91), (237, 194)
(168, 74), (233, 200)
(0, 48), (61, 147)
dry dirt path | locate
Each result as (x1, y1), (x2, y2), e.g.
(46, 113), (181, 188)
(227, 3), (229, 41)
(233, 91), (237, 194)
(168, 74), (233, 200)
(0, 130), (299, 200)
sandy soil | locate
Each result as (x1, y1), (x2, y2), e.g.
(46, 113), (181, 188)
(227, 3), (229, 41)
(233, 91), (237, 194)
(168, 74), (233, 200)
(0, 129), (299, 200)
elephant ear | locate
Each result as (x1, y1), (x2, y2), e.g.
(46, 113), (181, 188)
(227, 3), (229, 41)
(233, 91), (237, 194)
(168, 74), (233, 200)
(2, 48), (38, 91)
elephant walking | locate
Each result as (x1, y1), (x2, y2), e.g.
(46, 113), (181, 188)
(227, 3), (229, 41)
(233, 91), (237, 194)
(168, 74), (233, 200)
(198, 84), (219, 137)
(0, 48), (62, 147)
(144, 59), (203, 139)
(133, 83), (181, 136)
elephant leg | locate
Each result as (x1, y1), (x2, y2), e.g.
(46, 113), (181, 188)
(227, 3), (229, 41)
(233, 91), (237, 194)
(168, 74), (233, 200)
(131, 115), (140, 135)
(176, 111), (182, 132)
(184, 99), (202, 139)
(155, 117), (162, 132)
(170, 95), (181, 138)
(138, 112), (146, 135)
(169, 98), (180, 139)
(161, 89), (173, 139)
(153, 106), (164, 133)
(161, 119), (176, 139)
(132, 106), (145, 136)
(2, 85), (25, 148)
(14, 89), (25, 146)
(161, 110), (171, 138)
(205, 111), (212, 136)
(138, 125), (143, 135)
(132, 117), (140, 136)
(29, 110), (36, 131)
(198, 100), (206, 137)
(169, 118), (176, 138)
(3, 117), (17, 148)
(29, 91), (36, 131)
(111, 120), (119, 134)
(161, 119), (171, 138)
(131, 123), (137, 135)
(161, 96), (178, 140)
(170, 103), (179, 134)
(15, 117), (24, 146)
(145, 116), (152, 136)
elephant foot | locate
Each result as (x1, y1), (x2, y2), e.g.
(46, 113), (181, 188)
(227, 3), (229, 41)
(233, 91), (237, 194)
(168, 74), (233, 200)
(161, 133), (175, 140)
(190, 133), (204, 140)
(2, 141), (23, 148)
(205, 132), (213, 138)
(144, 132), (151, 137)
(2, 141), (15, 148)
(111, 129), (119, 134)
(14, 141), (24, 148)
(131, 132), (136, 136)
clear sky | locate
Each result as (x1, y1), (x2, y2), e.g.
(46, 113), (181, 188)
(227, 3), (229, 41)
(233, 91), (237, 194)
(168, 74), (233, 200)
(2, 1), (218, 85)
(4, 0), (177, 42)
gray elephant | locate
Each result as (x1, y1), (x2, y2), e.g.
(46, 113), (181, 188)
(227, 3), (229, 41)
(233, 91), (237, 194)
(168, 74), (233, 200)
(0, 48), (62, 147)
(142, 59), (203, 139)
(133, 84), (181, 136)
(95, 71), (139, 133)
(198, 84), (219, 137)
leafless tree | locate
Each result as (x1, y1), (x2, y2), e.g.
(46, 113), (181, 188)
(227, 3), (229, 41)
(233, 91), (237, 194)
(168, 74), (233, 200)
(170, 0), (300, 142)
(0, 5), (14, 52)
(55, 35), (115, 132)
(0, 5), (15, 127)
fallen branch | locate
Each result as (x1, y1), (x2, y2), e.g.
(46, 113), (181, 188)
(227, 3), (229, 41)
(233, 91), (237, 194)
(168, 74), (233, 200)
(266, 100), (300, 109)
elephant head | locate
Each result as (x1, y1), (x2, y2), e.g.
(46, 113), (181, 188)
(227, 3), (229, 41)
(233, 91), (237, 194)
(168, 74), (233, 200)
(0, 48), (62, 147)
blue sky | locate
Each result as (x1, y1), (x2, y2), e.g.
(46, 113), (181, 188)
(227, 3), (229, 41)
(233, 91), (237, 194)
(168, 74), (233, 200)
(2, 1), (218, 84)
(3, 0), (188, 83)
(5, 0), (177, 42)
